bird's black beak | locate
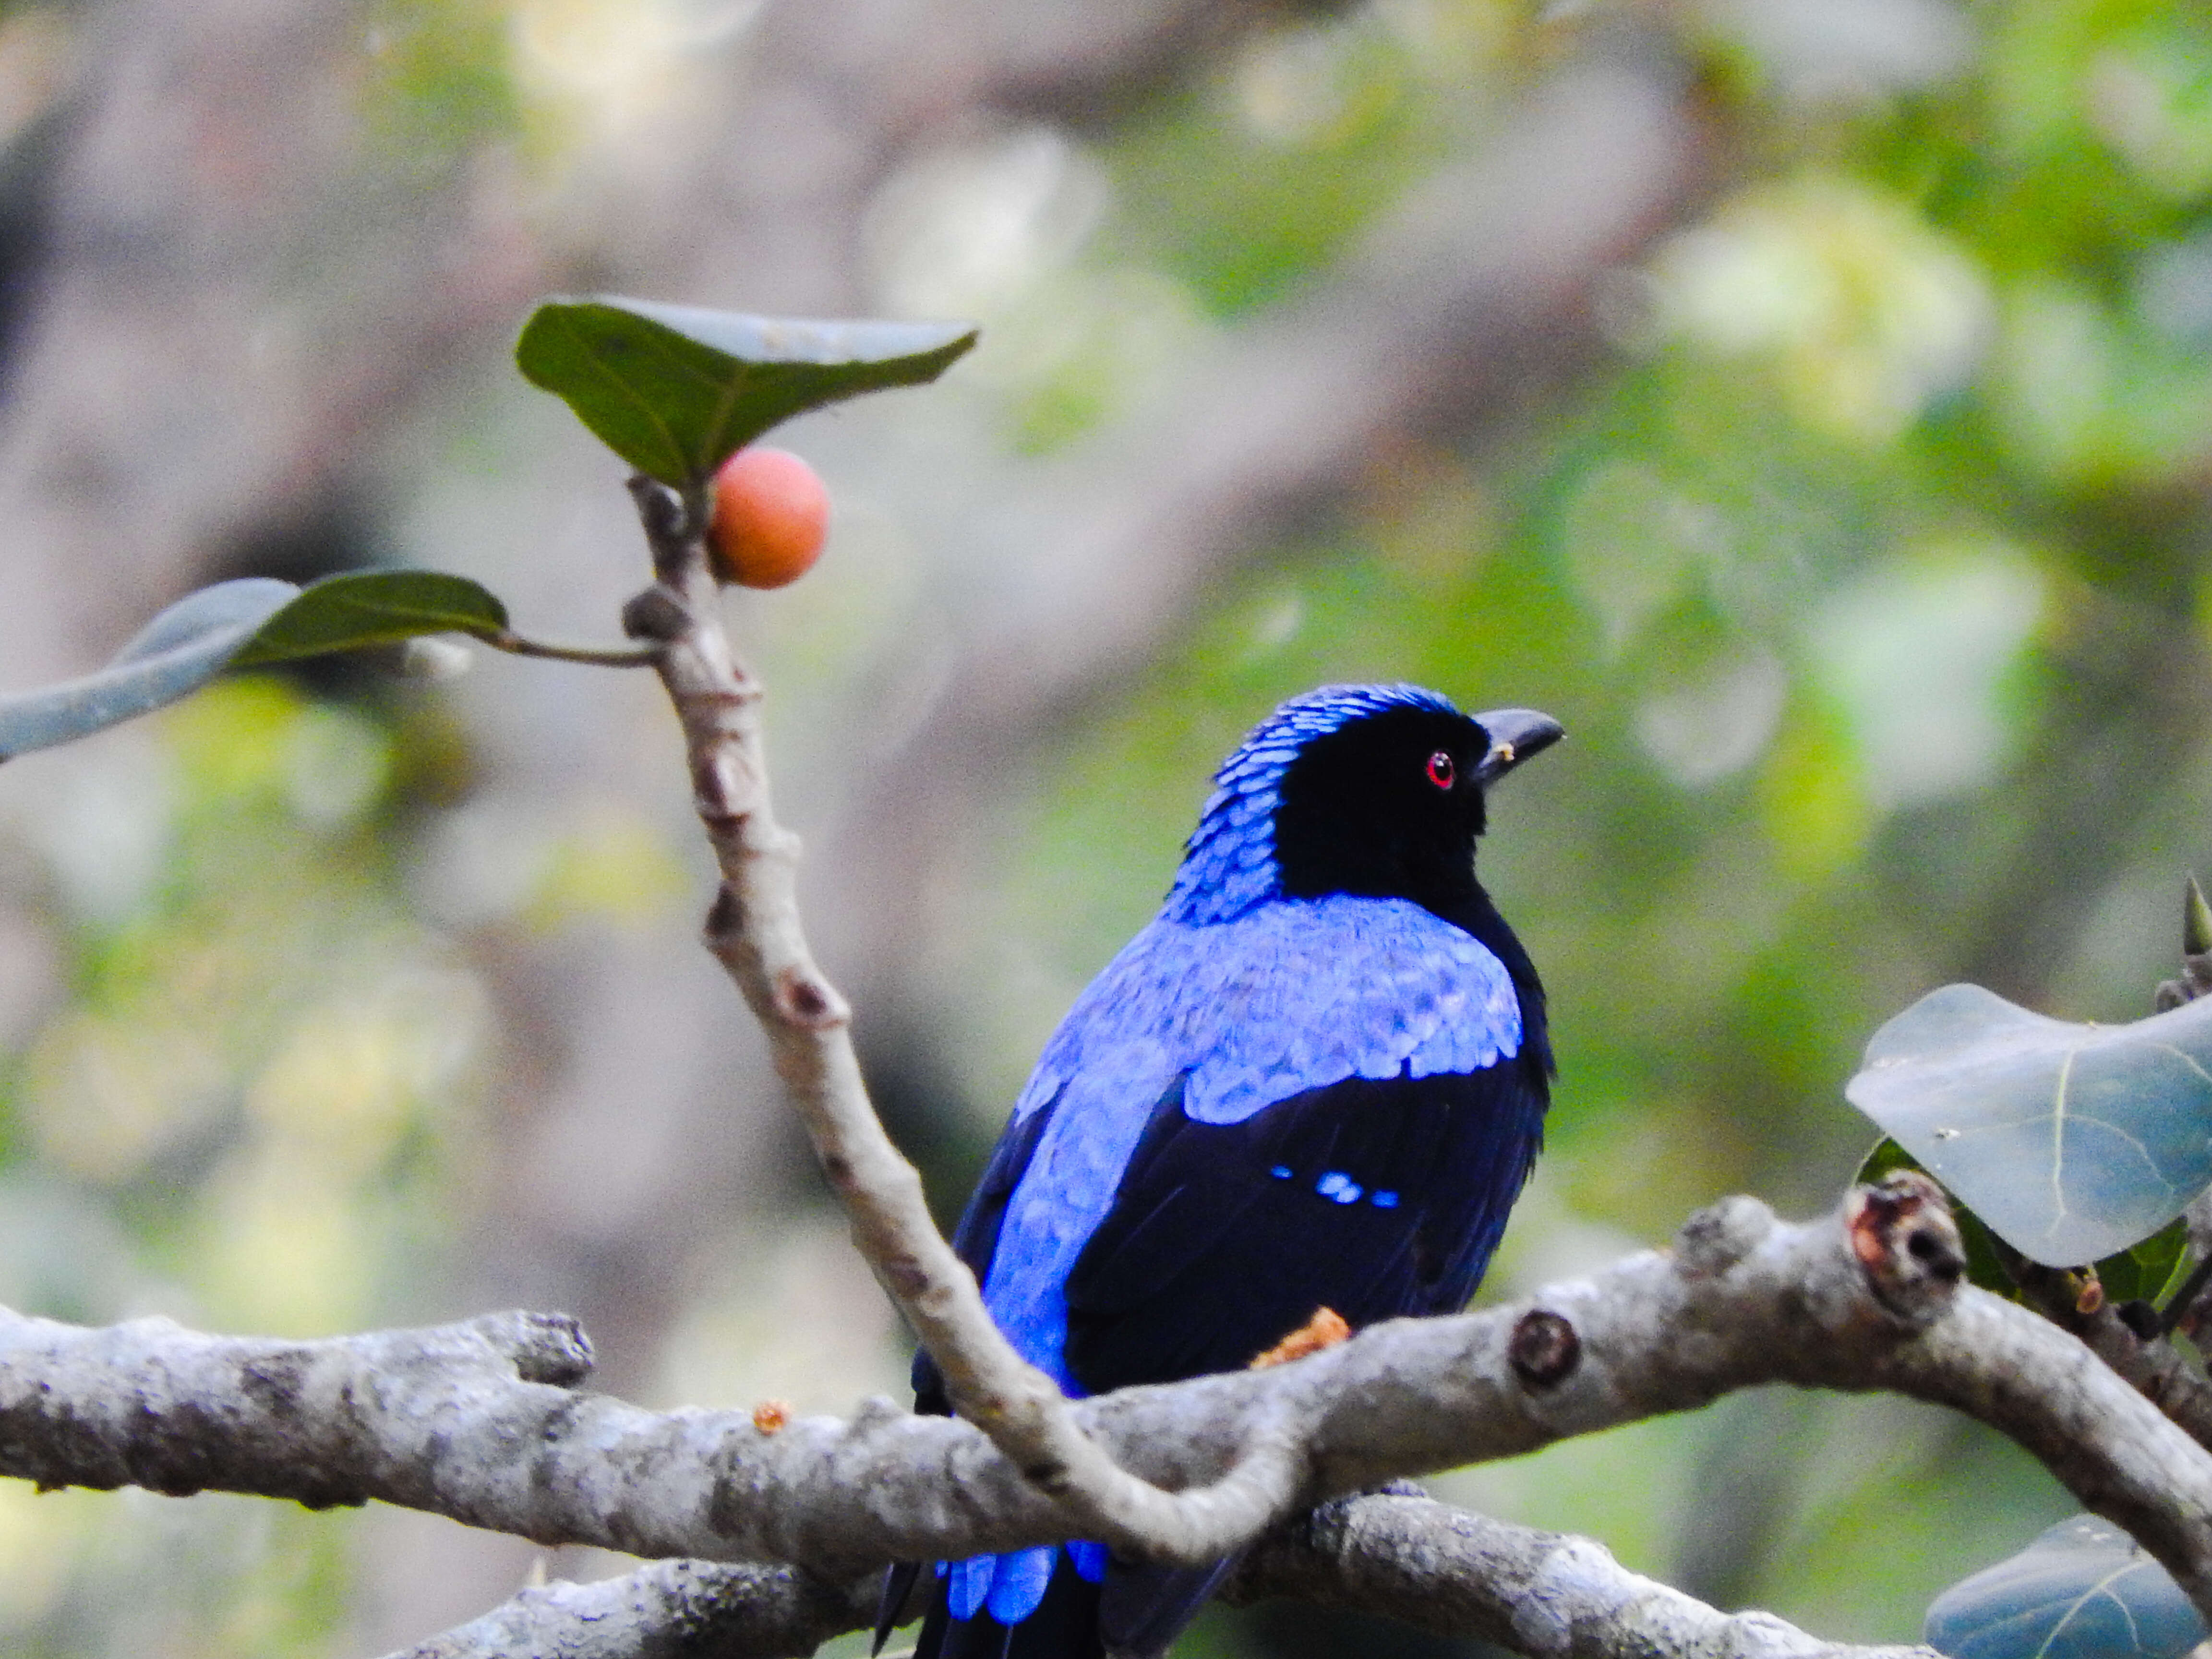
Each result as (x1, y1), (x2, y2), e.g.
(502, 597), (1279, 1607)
(1472, 708), (1563, 786)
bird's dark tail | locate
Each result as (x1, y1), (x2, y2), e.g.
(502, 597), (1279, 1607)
(890, 1554), (1104, 1659)
(1097, 1560), (1235, 1659)
(876, 1562), (924, 1653)
(880, 1552), (1233, 1659)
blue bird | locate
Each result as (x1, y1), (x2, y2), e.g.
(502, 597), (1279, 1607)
(883, 683), (1561, 1659)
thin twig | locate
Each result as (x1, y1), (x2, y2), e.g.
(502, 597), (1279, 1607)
(480, 628), (662, 668)
(2164, 1252), (2212, 1337)
(615, 473), (1302, 1564)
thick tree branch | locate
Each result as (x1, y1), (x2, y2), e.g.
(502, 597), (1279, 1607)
(1227, 1491), (1937, 1659)
(379, 1491), (1936, 1659)
(386, 1559), (875, 1659)
(10, 1179), (2212, 1629)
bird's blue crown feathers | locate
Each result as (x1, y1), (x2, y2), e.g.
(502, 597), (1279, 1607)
(1161, 683), (1458, 926)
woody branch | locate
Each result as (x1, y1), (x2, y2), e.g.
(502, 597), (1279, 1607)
(0, 1181), (2209, 1653)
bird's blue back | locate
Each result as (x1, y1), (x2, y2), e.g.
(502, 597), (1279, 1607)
(899, 684), (1555, 1659)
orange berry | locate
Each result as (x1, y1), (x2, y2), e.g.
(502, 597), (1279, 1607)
(708, 447), (830, 589)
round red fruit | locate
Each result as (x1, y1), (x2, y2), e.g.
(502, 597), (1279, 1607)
(708, 447), (830, 589)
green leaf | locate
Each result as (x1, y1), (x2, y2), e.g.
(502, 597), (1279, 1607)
(0, 578), (300, 760)
(230, 571), (509, 668)
(1847, 983), (2212, 1265)
(1, 570), (538, 761)
(514, 297), (978, 485)
(2099, 1217), (2192, 1306)
(1926, 1515), (2204, 1659)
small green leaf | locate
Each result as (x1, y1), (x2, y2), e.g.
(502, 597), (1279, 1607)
(515, 298), (978, 485)
(2100, 1217), (2191, 1306)
(2187, 875), (2212, 957)
(1927, 1515), (2203, 1659)
(1847, 983), (2212, 1265)
(230, 571), (509, 668)
(0, 578), (300, 760)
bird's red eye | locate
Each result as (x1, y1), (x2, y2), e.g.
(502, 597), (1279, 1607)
(1425, 751), (1455, 790)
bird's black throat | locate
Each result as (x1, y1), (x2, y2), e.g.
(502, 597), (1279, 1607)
(1272, 703), (1550, 1072)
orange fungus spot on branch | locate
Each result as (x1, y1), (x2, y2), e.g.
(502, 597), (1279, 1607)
(1250, 1306), (1351, 1369)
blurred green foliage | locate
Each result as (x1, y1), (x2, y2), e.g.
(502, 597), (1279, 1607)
(1106, 9), (1498, 314)
(359, 0), (522, 166)
(973, 0), (2212, 1644)
(13, 678), (478, 1327)
(5, 0), (2212, 1654)
(0, 676), (483, 1654)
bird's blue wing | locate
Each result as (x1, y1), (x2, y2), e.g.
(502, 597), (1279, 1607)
(1015, 894), (1522, 1129)
(910, 1089), (1065, 1414)
(884, 1088), (1074, 1655)
(1052, 906), (1544, 1657)
(981, 895), (1522, 1387)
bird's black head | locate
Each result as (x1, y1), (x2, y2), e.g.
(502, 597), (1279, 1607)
(1278, 703), (1507, 908)
(1162, 685), (1562, 928)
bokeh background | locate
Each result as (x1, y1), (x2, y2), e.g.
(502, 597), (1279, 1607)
(0, 0), (2206, 1652)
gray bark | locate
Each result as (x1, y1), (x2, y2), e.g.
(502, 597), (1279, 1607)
(1, 1181), (2207, 1649)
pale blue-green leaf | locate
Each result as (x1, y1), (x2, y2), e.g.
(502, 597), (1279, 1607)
(1847, 983), (2212, 1265)
(1927, 1515), (2203, 1659)
(0, 578), (299, 761)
